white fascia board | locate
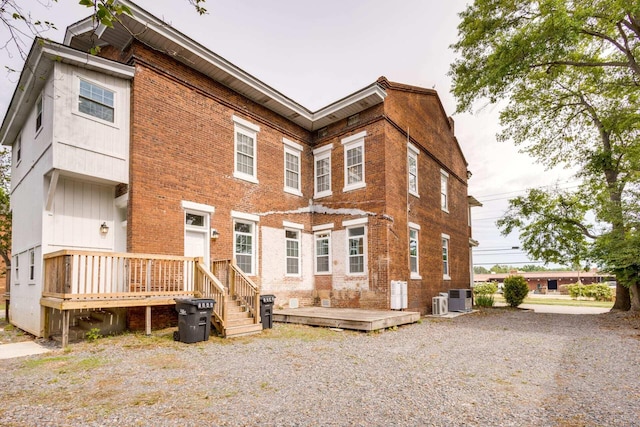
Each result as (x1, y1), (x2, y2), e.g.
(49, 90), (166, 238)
(42, 44), (135, 79)
(64, 18), (97, 45)
(312, 85), (387, 122)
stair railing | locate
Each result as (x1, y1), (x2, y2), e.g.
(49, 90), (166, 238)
(194, 259), (227, 330)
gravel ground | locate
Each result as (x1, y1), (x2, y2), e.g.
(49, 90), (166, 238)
(1, 308), (639, 427)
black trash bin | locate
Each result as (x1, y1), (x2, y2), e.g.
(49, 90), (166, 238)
(260, 295), (276, 329)
(174, 298), (215, 343)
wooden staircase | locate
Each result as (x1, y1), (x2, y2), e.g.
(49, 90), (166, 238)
(215, 297), (262, 337)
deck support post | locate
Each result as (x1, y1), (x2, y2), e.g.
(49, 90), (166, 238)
(61, 310), (70, 347)
(145, 306), (151, 336)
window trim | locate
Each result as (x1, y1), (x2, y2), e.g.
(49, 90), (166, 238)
(313, 144), (333, 199)
(28, 248), (35, 282)
(35, 96), (43, 134)
(314, 230), (332, 275)
(14, 134), (21, 166)
(408, 143), (419, 198)
(409, 223), (421, 279)
(346, 224), (367, 276)
(74, 75), (117, 126)
(233, 219), (256, 276)
(285, 228), (301, 277)
(283, 138), (303, 196)
(232, 211), (259, 276)
(233, 115), (260, 184)
(13, 254), (19, 285)
(342, 131), (367, 193)
(440, 170), (449, 213)
(442, 233), (451, 280)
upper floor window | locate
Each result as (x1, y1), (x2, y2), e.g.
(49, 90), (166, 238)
(409, 224), (420, 279)
(233, 115), (260, 184)
(408, 143), (419, 197)
(79, 79), (115, 123)
(314, 230), (331, 274)
(285, 229), (301, 276)
(283, 138), (303, 196)
(442, 233), (450, 280)
(14, 135), (21, 165)
(313, 144), (333, 199)
(440, 170), (449, 212)
(342, 131), (366, 192)
(35, 97), (43, 132)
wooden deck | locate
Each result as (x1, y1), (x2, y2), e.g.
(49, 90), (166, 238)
(273, 307), (421, 331)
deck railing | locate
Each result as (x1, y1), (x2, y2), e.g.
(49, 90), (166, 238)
(212, 259), (260, 324)
(43, 250), (198, 299)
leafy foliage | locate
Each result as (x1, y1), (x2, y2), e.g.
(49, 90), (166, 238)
(473, 282), (498, 296)
(503, 276), (529, 307)
(474, 294), (495, 308)
(567, 283), (614, 301)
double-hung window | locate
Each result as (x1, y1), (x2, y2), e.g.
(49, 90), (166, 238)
(313, 144), (333, 198)
(285, 229), (301, 275)
(233, 115), (260, 184)
(29, 249), (35, 282)
(79, 79), (115, 123)
(440, 170), (449, 212)
(342, 131), (366, 192)
(442, 233), (451, 280)
(409, 223), (420, 279)
(14, 135), (21, 165)
(408, 143), (419, 197)
(35, 97), (43, 132)
(314, 231), (331, 274)
(14, 254), (19, 284)
(283, 138), (303, 196)
(234, 220), (255, 275)
(347, 226), (366, 274)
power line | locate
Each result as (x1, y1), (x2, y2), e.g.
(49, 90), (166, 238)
(473, 183), (581, 203)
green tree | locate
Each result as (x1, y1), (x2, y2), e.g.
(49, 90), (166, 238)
(503, 275), (529, 307)
(473, 266), (489, 274)
(451, 0), (640, 311)
(0, 149), (11, 281)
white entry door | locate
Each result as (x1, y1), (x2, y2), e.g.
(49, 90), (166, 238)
(184, 211), (209, 268)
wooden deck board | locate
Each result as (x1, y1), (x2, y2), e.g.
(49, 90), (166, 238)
(273, 307), (420, 331)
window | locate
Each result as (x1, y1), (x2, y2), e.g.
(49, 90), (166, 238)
(314, 231), (331, 274)
(79, 79), (114, 122)
(233, 115), (260, 183)
(441, 170), (449, 212)
(283, 138), (303, 196)
(342, 131), (366, 192)
(14, 135), (21, 164)
(347, 226), (366, 274)
(234, 220), (255, 275)
(285, 229), (301, 275)
(408, 143), (419, 197)
(35, 97), (43, 132)
(185, 213), (205, 227)
(14, 254), (19, 284)
(29, 249), (35, 281)
(313, 144), (333, 198)
(442, 234), (450, 280)
(409, 225), (420, 278)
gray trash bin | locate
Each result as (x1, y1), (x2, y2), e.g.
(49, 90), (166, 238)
(174, 298), (215, 343)
(260, 294), (276, 329)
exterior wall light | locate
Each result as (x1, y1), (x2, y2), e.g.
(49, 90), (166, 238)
(211, 229), (220, 240)
(100, 222), (109, 235)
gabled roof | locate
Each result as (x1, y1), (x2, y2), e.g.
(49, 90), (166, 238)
(63, 0), (386, 131)
(0, 39), (135, 146)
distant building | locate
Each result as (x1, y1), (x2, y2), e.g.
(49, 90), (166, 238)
(474, 271), (614, 292)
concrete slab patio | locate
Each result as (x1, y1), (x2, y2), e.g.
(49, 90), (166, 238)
(0, 341), (52, 360)
(273, 307), (420, 331)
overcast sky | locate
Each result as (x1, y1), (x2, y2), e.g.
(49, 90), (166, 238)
(1, 0), (578, 268)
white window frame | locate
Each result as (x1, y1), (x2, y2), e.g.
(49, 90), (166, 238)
(35, 96), (43, 134)
(409, 223), (421, 279)
(342, 131), (367, 192)
(408, 143), (419, 197)
(314, 230), (332, 275)
(313, 144), (333, 199)
(75, 76), (116, 126)
(14, 134), (21, 165)
(28, 249), (35, 282)
(233, 115), (260, 184)
(283, 138), (303, 196)
(285, 228), (301, 276)
(344, 218), (368, 276)
(441, 170), (449, 212)
(442, 233), (451, 280)
(232, 211), (259, 276)
(13, 254), (19, 285)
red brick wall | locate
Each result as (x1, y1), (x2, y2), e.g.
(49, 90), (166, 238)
(127, 305), (177, 331)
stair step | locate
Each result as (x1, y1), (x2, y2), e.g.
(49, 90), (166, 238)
(227, 311), (251, 320)
(225, 317), (256, 327)
(224, 323), (262, 338)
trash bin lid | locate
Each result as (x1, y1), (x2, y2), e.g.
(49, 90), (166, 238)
(260, 295), (275, 303)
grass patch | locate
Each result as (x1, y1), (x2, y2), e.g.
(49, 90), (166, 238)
(254, 323), (355, 342)
(494, 295), (613, 308)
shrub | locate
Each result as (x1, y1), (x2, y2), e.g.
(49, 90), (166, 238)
(503, 275), (529, 307)
(475, 294), (495, 307)
(567, 284), (613, 301)
(473, 282), (498, 296)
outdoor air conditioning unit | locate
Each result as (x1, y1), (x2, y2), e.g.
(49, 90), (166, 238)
(448, 289), (472, 312)
(432, 296), (448, 315)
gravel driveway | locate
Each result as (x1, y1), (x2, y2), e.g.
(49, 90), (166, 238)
(1, 309), (639, 426)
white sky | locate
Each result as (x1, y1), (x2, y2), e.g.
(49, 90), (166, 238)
(0, 0), (577, 268)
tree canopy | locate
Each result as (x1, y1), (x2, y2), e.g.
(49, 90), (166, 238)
(451, 0), (640, 311)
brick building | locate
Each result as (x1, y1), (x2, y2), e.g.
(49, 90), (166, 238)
(0, 1), (480, 337)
